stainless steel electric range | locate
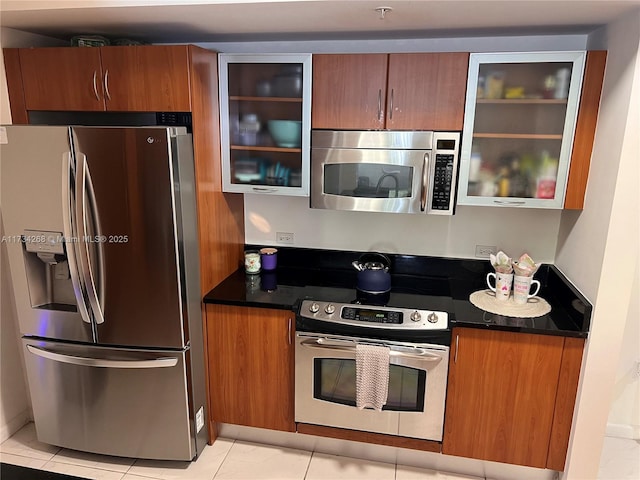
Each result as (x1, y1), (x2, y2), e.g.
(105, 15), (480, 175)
(294, 287), (451, 442)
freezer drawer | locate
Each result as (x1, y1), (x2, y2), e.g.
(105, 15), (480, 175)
(22, 338), (199, 460)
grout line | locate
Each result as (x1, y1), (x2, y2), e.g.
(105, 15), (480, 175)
(302, 450), (315, 480)
(211, 437), (236, 479)
(41, 456), (134, 478)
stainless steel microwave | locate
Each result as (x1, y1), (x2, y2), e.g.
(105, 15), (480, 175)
(311, 130), (460, 215)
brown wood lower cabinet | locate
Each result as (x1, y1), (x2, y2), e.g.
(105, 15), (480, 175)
(206, 304), (295, 435)
(442, 328), (584, 470)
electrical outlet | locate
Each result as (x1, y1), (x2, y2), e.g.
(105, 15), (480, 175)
(475, 245), (497, 258)
(276, 232), (294, 244)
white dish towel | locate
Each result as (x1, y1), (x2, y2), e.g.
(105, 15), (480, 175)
(355, 343), (390, 411)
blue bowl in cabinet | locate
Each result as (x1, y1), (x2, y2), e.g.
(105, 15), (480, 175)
(267, 120), (302, 148)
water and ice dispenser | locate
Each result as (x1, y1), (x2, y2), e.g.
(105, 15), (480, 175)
(22, 230), (77, 311)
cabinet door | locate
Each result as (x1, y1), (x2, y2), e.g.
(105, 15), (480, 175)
(456, 52), (586, 209)
(206, 304), (295, 432)
(19, 47), (106, 111)
(546, 337), (585, 471)
(99, 46), (191, 112)
(386, 53), (469, 130)
(219, 54), (312, 196)
(312, 54), (388, 130)
(443, 328), (564, 468)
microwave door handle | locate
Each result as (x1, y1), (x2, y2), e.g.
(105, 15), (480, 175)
(299, 338), (442, 361)
(62, 153), (92, 324)
(421, 152), (430, 212)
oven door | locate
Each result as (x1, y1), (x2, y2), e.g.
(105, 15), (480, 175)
(295, 333), (449, 441)
(310, 147), (429, 214)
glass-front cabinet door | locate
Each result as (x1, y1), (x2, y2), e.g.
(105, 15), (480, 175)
(457, 52), (586, 208)
(219, 54), (312, 195)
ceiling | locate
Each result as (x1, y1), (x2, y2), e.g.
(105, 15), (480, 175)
(1, 0), (640, 43)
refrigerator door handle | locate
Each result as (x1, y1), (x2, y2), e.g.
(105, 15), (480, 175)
(62, 153), (92, 324)
(84, 160), (106, 313)
(75, 154), (106, 325)
(26, 345), (179, 369)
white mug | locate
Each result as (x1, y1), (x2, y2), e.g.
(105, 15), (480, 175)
(486, 272), (513, 301)
(513, 275), (541, 304)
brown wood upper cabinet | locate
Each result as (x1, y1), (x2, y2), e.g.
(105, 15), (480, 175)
(442, 328), (584, 470)
(14, 46), (191, 113)
(312, 53), (469, 131)
(206, 304), (296, 434)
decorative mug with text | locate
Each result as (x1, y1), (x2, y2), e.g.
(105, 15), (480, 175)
(513, 275), (541, 304)
(486, 272), (513, 301)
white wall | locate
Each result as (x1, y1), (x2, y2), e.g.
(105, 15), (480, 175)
(0, 27), (65, 442)
(606, 259), (640, 439)
(0, 33), (30, 442)
(0, 219), (30, 442)
(557, 9), (640, 479)
(245, 198), (562, 261)
(198, 34), (588, 54)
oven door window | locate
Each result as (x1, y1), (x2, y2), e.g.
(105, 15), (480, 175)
(324, 164), (413, 199)
(313, 358), (426, 412)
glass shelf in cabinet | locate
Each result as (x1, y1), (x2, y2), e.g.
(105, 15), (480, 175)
(475, 98), (568, 105)
(231, 145), (302, 153)
(230, 95), (303, 103)
(472, 133), (563, 140)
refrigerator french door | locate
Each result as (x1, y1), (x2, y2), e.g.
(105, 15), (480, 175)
(0, 125), (208, 460)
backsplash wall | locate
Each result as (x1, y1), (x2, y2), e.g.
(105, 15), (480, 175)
(244, 195), (562, 262)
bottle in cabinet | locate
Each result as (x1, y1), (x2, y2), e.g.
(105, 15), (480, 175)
(457, 51), (586, 209)
(218, 54), (311, 196)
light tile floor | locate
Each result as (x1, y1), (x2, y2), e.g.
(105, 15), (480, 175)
(1, 423), (638, 480)
(597, 436), (640, 480)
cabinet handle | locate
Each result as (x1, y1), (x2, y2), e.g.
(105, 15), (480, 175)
(104, 70), (111, 101)
(377, 89), (383, 121)
(493, 200), (526, 205)
(92, 71), (100, 101)
(454, 334), (459, 364)
(288, 318), (292, 345)
(252, 187), (278, 193)
(389, 88), (395, 120)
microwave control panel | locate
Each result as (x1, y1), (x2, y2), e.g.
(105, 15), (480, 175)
(428, 133), (460, 215)
(431, 154), (455, 211)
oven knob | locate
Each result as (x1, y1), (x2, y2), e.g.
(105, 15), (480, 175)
(428, 312), (439, 323)
(324, 304), (336, 314)
(410, 311), (422, 322)
(309, 302), (320, 313)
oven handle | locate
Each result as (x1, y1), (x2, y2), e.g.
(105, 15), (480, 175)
(299, 337), (443, 361)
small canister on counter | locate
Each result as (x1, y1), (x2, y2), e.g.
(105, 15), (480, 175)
(259, 247), (278, 271)
(244, 250), (261, 274)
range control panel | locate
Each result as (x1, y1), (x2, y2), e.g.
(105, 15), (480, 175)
(299, 300), (448, 331)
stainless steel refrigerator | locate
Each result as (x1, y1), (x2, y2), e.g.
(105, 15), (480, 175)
(1, 125), (208, 460)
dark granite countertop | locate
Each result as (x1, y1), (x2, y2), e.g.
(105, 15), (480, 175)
(203, 246), (591, 338)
